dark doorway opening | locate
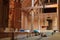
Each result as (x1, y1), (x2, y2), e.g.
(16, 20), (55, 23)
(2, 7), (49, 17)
(47, 19), (52, 30)
(42, 8), (57, 13)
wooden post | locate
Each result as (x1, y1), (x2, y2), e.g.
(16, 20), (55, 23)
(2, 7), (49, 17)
(38, 9), (40, 33)
(31, 11), (34, 32)
(58, 0), (60, 32)
(25, 16), (28, 30)
(32, 0), (34, 7)
(56, 0), (59, 31)
(30, 0), (34, 32)
(21, 12), (24, 29)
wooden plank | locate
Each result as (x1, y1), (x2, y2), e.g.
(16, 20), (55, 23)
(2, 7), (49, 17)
(21, 4), (57, 10)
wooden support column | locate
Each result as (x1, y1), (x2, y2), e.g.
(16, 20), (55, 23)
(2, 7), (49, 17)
(30, 0), (34, 32)
(38, 9), (41, 32)
(38, 0), (43, 32)
(25, 15), (28, 30)
(32, 0), (34, 7)
(56, 0), (59, 31)
(30, 11), (34, 32)
(8, 0), (14, 28)
(21, 12), (24, 29)
(58, 0), (60, 32)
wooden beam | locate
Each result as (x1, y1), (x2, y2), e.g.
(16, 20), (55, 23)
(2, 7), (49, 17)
(21, 4), (57, 10)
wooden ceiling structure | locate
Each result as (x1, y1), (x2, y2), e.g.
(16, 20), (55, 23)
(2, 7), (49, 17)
(8, 0), (60, 31)
(21, 0), (39, 20)
(21, 0), (38, 13)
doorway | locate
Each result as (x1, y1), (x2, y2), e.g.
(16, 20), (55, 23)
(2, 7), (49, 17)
(47, 19), (52, 30)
